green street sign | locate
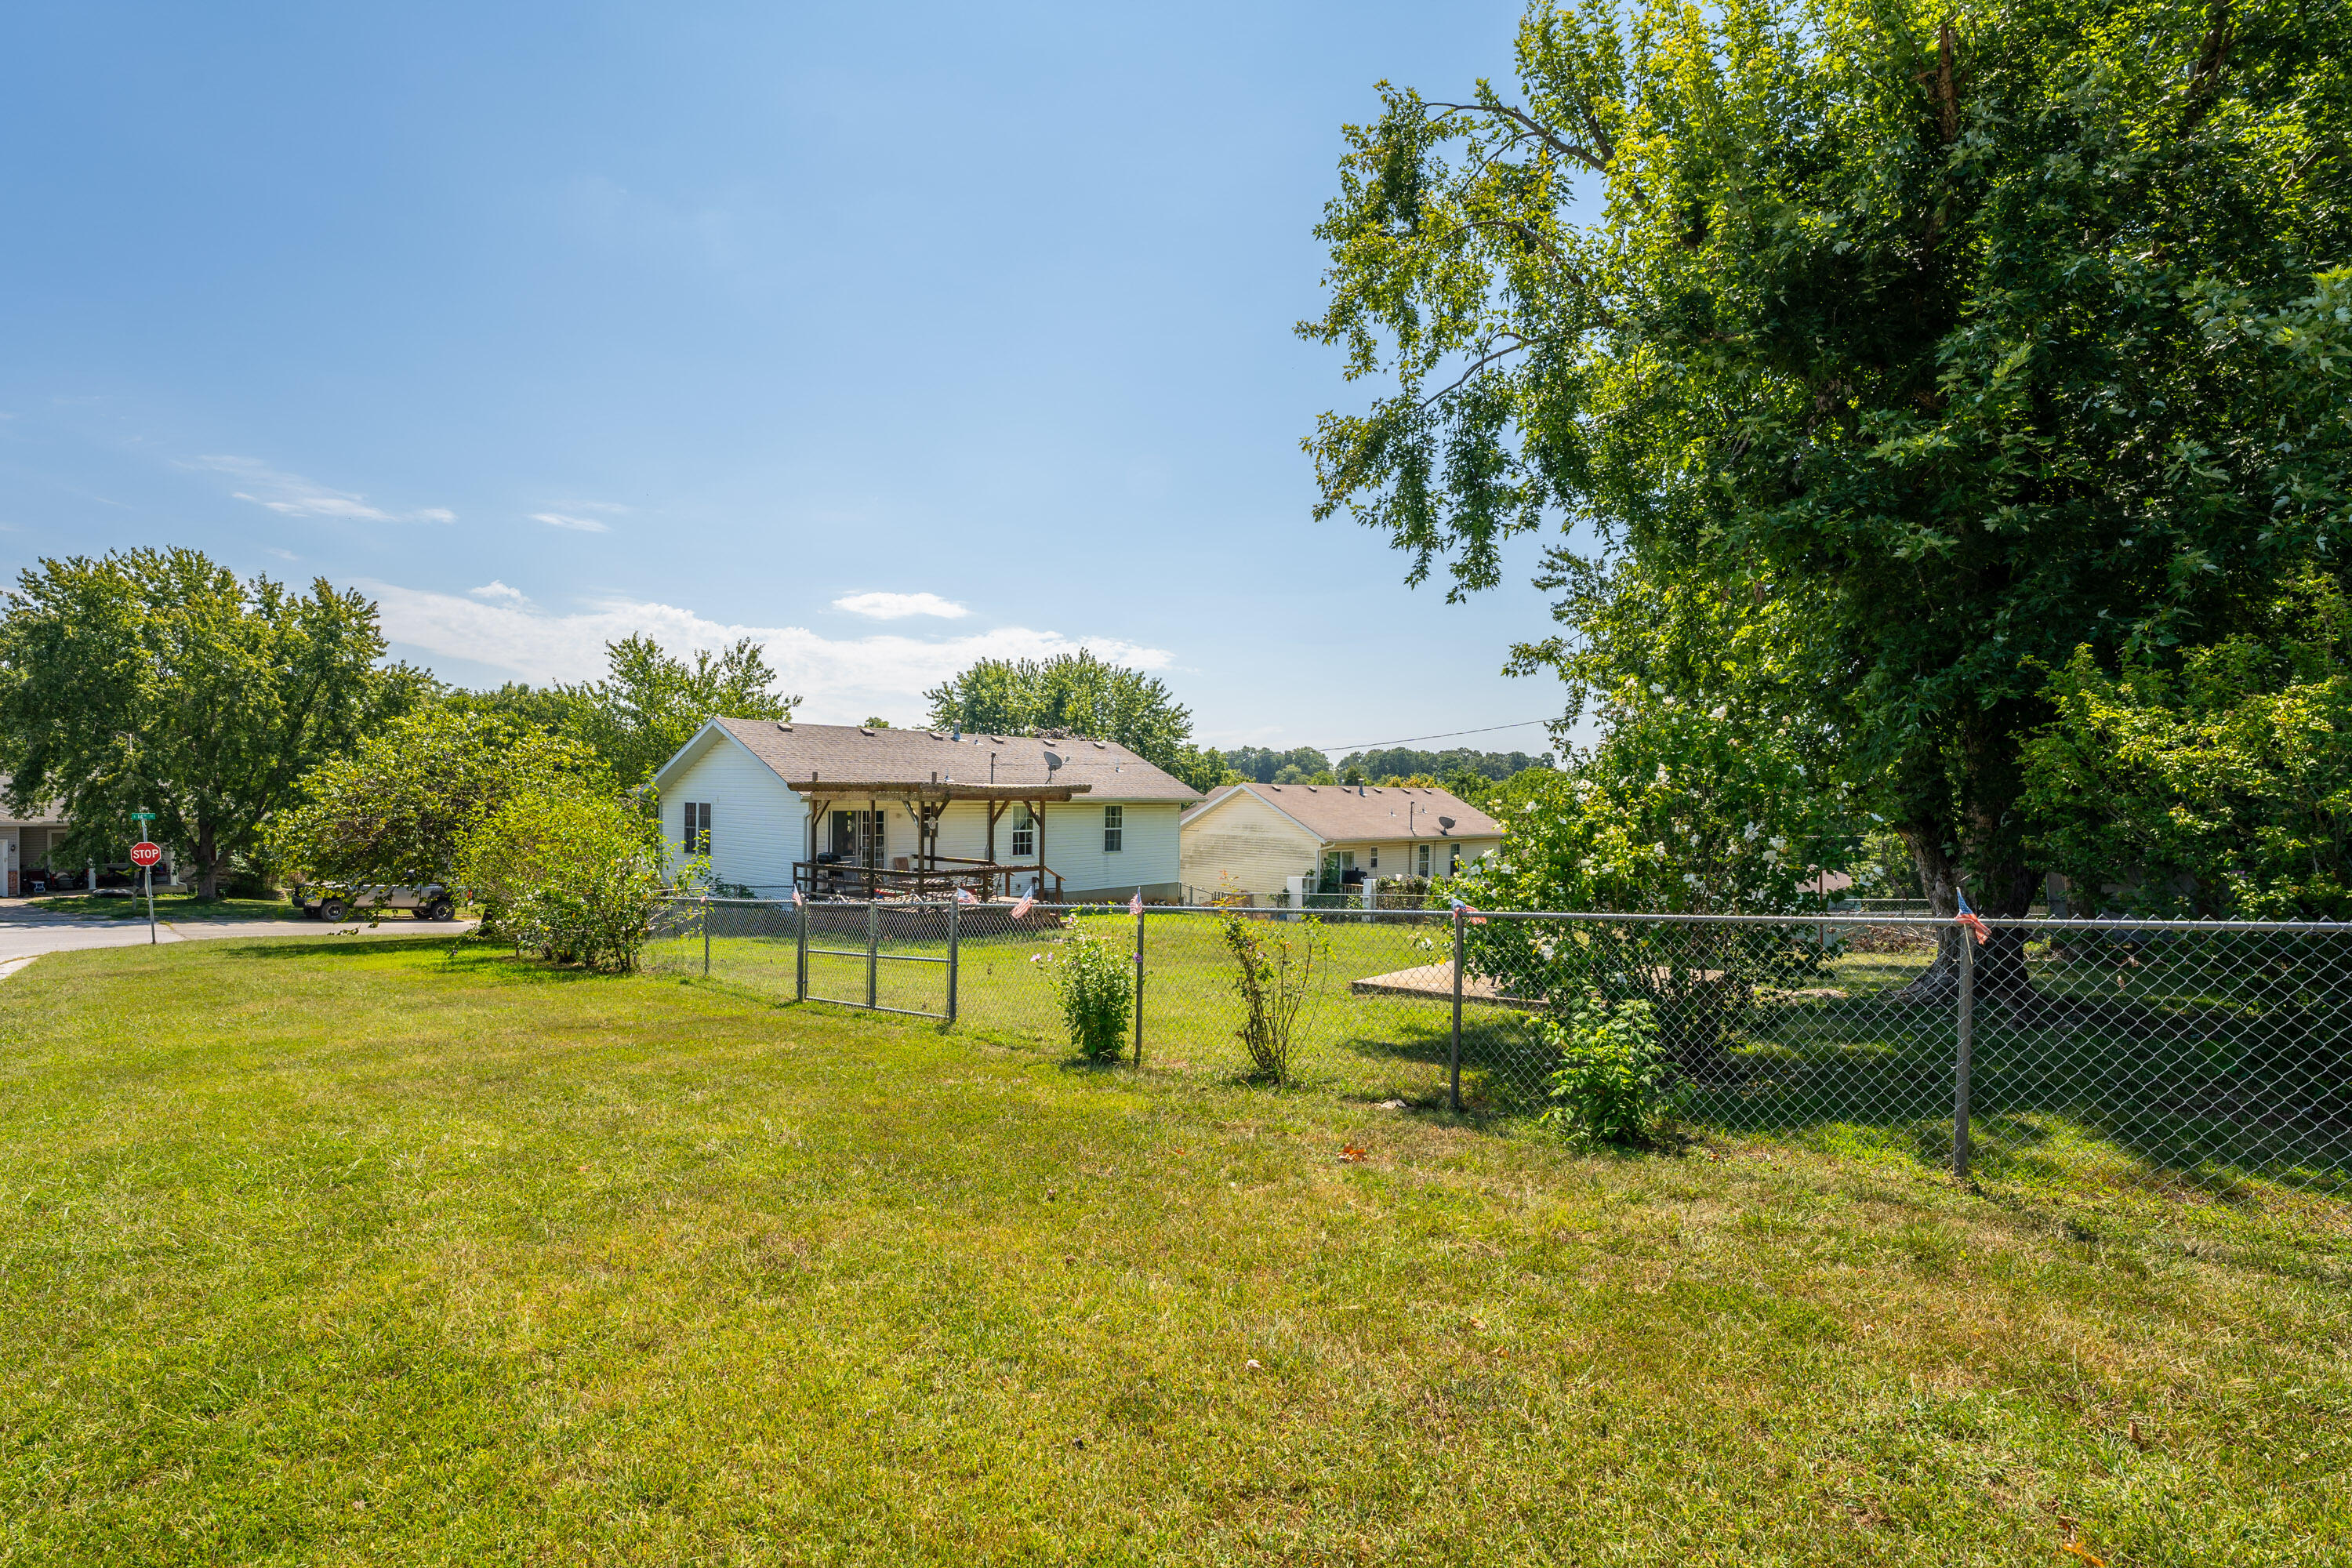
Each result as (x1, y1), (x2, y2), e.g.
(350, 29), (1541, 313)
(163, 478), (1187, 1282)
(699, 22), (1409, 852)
(132, 811), (156, 822)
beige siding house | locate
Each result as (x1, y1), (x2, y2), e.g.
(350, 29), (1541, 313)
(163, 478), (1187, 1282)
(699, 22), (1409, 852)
(1179, 782), (1504, 899)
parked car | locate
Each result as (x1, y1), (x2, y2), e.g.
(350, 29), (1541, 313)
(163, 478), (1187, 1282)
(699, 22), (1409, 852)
(293, 883), (458, 922)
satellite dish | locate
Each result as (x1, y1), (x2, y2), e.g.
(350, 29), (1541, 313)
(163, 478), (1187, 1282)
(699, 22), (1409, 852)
(1043, 750), (1064, 777)
(1438, 815), (1456, 833)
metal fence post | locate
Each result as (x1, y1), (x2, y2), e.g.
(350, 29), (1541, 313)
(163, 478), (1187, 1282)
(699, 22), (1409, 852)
(866, 900), (880, 1010)
(796, 895), (808, 1003)
(946, 897), (960, 1025)
(1952, 924), (1976, 1179)
(1133, 904), (1145, 1068)
(1449, 906), (1465, 1113)
(702, 895), (711, 978)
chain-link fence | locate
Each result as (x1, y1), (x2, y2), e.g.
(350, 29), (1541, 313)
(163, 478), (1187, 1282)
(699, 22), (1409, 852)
(643, 899), (2352, 1208)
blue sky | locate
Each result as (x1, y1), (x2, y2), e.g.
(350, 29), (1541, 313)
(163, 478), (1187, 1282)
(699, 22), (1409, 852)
(0, 1), (1573, 758)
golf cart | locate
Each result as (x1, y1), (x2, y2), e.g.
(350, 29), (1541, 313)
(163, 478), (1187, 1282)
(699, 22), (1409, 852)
(295, 883), (458, 923)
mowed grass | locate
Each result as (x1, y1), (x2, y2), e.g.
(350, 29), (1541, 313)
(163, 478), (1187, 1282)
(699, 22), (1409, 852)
(2, 936), (2348, 1565)
(27, 890), (301, 922)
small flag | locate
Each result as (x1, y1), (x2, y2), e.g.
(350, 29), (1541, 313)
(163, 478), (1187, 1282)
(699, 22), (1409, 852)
(1955, 890), (1991, 945)
(1450, 896), (1486, 926)
(1009, 891), (1036, 920)
(791, 887), (804, 907)
(954, 885), (979, 906)
(1129, 889), (1144, 916)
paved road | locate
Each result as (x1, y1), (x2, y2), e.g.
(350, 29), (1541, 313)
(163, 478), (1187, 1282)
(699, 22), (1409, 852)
(0, 903), (474, 980)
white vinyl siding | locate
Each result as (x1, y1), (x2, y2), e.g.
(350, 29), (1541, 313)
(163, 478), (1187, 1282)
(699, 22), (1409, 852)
(656, 731), (805, 893)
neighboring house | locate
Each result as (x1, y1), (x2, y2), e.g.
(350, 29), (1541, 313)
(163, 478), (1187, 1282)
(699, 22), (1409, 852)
(0, 797), (72, 896)
(652, 720), (1203, 902)
(1179, 782), (1504, 898)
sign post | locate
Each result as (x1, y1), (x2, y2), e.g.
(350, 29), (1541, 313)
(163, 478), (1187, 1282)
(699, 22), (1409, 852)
(130, 812), (160, 946)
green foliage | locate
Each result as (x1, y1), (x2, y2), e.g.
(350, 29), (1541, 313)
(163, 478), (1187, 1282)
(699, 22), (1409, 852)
(1539, 997), (1684, 1149)
(1454, 573), (1853, 916)
(1222, 745), (1337, 783)
(0, 548), (408, 898)
(452, 637), (793, 793)
(1221, 914), (1328, 1084)
(1303, 0), (2352, 918)
(456, 782), (669, 971)
(268, 707), (605, 887)
(1040, 926), (1135, 1061)
(925, 649), (1222, 791)
(564, 636), (796, 792)
(1332, 745), (1554, 782)
(2024, 575), (2352, 918)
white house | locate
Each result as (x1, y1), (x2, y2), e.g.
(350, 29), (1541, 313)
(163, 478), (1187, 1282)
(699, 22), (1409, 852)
(1179, 782), (1504, 899)
(652, 720), (1203, 902)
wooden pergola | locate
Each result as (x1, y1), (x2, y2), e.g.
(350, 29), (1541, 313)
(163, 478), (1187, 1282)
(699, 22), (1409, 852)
(789, 777), (1093, 901)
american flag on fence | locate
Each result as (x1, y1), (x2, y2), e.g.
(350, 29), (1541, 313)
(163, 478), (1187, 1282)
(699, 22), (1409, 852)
(1450, 895), (1486, 926)
(954, 886), (979, 906)
(1008, 890), (1035, 920)
(1129, 890), (1144, 916)
(1955, 890), (1991, 945)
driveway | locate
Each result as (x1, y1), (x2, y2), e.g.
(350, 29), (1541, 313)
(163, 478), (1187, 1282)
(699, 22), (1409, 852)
(0, 902), (474, 980)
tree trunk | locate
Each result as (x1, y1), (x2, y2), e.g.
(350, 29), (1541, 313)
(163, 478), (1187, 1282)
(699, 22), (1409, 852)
(1892, 818), (2043, 1004)
(197, 821), (220, 902)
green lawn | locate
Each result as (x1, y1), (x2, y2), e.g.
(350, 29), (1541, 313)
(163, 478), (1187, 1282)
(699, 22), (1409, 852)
(27, 889), (300, 922)
(2, 933), (2348, 1563)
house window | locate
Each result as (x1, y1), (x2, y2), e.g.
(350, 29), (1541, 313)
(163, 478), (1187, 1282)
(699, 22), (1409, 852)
(1010, 805), (1034, 858)
(1369, 848), (1379, 871)
(1416, 843), (1431, 878)
(681, 801), (711, 856)
(1103, 804), (1123, 852)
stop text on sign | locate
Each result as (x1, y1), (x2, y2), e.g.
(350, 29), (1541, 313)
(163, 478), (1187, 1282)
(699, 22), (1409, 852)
(129, 841), (162, 868)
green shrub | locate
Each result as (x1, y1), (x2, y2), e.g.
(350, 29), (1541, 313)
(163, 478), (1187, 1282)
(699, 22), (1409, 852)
(1043, 927), (1134, 1061)
(1540, 997), (1685, 1149)
(456, 783), (666, 972)
(1222, 913), (1327, 1085)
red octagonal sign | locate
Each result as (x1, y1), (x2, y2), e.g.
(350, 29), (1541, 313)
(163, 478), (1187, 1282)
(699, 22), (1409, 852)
(129, 841), (162, 868)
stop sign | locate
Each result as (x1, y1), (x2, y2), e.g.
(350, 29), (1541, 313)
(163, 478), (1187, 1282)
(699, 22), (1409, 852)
(129, 841), (162, 868)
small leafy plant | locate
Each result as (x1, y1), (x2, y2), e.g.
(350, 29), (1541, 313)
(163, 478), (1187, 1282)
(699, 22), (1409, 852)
(1222, 913), (1327, 1085)
(1540, 997), (1686, 1149)
(1044, 927), (1134, 1062)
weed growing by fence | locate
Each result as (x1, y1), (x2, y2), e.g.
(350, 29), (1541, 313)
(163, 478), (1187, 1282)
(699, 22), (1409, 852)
(1042, 926), (1133, 1061)
(1539, 997), (1686, 1149)
(1223, 912), (1327, 1085)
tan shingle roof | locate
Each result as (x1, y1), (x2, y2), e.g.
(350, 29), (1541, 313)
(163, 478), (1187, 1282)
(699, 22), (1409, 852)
(700, 720), (1204, 802)
(1189, 782), (1503, 844)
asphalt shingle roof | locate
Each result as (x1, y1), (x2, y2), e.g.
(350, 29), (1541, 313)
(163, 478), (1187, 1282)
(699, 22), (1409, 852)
(702, 720), (1204, 802)
(1190, 782), (1504, 843)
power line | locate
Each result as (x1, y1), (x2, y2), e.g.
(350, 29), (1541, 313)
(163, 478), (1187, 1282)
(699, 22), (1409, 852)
(1305, 718), (1559, 755)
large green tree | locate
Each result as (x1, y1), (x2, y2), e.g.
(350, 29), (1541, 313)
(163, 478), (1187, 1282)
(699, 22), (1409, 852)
(924, 650), (1225, 790)
(267, 707), (606, 889)
(455, 636), (797, 793)
(1304, 0), (2350, 986)
(0, 549), (408, 897)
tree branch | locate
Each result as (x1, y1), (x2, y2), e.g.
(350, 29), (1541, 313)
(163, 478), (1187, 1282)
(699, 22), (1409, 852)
(1420, 336), (1537, 407)
(1424, 100), (1610, 174)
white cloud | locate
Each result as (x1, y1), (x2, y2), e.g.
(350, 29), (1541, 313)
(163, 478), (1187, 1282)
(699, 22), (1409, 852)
(532, 511), (612, 533)
(364, 581), (1171, 723)
(263, 547), (298, 561)
(190, 456), (453, 523)
(832, 591), (970, 621)
(468, 580), (529, 604)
